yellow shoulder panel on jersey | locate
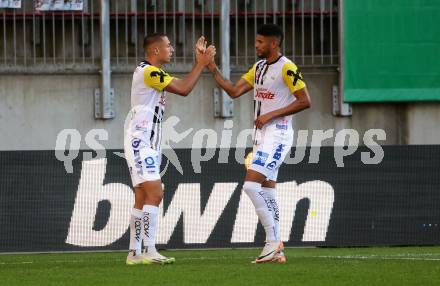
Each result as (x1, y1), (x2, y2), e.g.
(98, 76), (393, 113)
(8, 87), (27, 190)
(282, 61), (306, 93)
(143, 65), (174, 91)
(241, 63), (256, 87)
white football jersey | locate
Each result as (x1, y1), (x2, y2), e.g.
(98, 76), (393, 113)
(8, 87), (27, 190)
(127, 60), (175, 150)
(241, 55), (306, 133)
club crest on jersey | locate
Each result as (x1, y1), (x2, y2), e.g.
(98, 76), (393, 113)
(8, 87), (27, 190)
(159, 94), (166, 106)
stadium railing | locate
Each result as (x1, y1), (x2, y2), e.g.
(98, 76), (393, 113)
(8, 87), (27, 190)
(0, 0), (338, 74)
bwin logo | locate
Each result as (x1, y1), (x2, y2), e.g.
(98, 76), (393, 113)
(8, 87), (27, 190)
(66, 159), (335, 247)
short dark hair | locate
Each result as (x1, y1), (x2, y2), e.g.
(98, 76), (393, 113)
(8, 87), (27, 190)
(257, 24), (284, 46)
(143, 33), (166, 49)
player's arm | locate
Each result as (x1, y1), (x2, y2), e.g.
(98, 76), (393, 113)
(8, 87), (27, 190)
(165, 44), (216, 96)
(207, 62), (253, 99)
(165, 64), (204, 97)
(255, 62), (311, 129)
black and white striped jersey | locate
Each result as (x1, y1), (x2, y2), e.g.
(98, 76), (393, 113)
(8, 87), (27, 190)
(127, 60), (174, 150)
(242, 56), (306, 126)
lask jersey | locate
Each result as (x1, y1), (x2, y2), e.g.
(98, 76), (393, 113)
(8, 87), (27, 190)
(126, 60), (175, 151)
(241, 56), (306, 145)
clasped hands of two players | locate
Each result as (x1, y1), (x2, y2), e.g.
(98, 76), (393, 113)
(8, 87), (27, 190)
(195, 36), (216, 66)
(196, 36), (272, 129)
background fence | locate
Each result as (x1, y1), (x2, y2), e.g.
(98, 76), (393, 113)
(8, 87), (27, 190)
(0, 0), (338, 73)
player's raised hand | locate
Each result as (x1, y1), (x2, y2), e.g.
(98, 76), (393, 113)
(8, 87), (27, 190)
(206, 45), (218, 72)
(195, 36), (207, 55)
(197, 44), (216, 66)
(205, 45), (216, 60)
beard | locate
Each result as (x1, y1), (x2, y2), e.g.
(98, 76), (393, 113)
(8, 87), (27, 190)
(257, 50), (270, 59)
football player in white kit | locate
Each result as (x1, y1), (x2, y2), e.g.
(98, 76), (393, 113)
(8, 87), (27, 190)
(125, 33), (215, 265)
(207, 24), (311, 263)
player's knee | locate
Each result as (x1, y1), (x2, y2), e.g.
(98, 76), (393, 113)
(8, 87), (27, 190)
(144, 187), (163, 205)
(243, 180), (258, 188)
(242, 181), (261, 195)
(154, 189), (164, 202)
(243, 181), (269, 210)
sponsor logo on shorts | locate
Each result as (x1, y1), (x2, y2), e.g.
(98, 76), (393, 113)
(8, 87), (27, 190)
(252, 151), (269, 166)
(132, 139), (141, 149)
(132, 139), (143, 175)
(133, 149), (143, 175)
(266, 161), (277, 170)
(145, 156), (156, 169)
(276, 124), (288, 130)
(272, 144), (284, 161)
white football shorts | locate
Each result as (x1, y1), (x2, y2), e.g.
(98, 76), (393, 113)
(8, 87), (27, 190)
(249, 123), (293, 181)
(124, 136), (161, 187)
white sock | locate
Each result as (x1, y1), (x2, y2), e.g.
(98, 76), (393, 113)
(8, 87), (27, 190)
(142, 205), (159, 253)
(243, 181), (276, 242)
(262, 187), (280, 242)
(129, 208), (143, 255)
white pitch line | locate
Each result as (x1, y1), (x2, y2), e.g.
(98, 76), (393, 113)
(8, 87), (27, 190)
(0, 256), (250, 265)
(309, 255), (440, 261)
(1, 254), (440, 265)
(0, 261), (34, 265)
(369, 253), (440, 257)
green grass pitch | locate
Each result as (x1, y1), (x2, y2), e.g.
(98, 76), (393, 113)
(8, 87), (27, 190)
(1, 247), (440, 286)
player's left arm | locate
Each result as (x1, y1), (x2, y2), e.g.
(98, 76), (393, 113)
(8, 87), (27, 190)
(255, 62), (311, 129)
